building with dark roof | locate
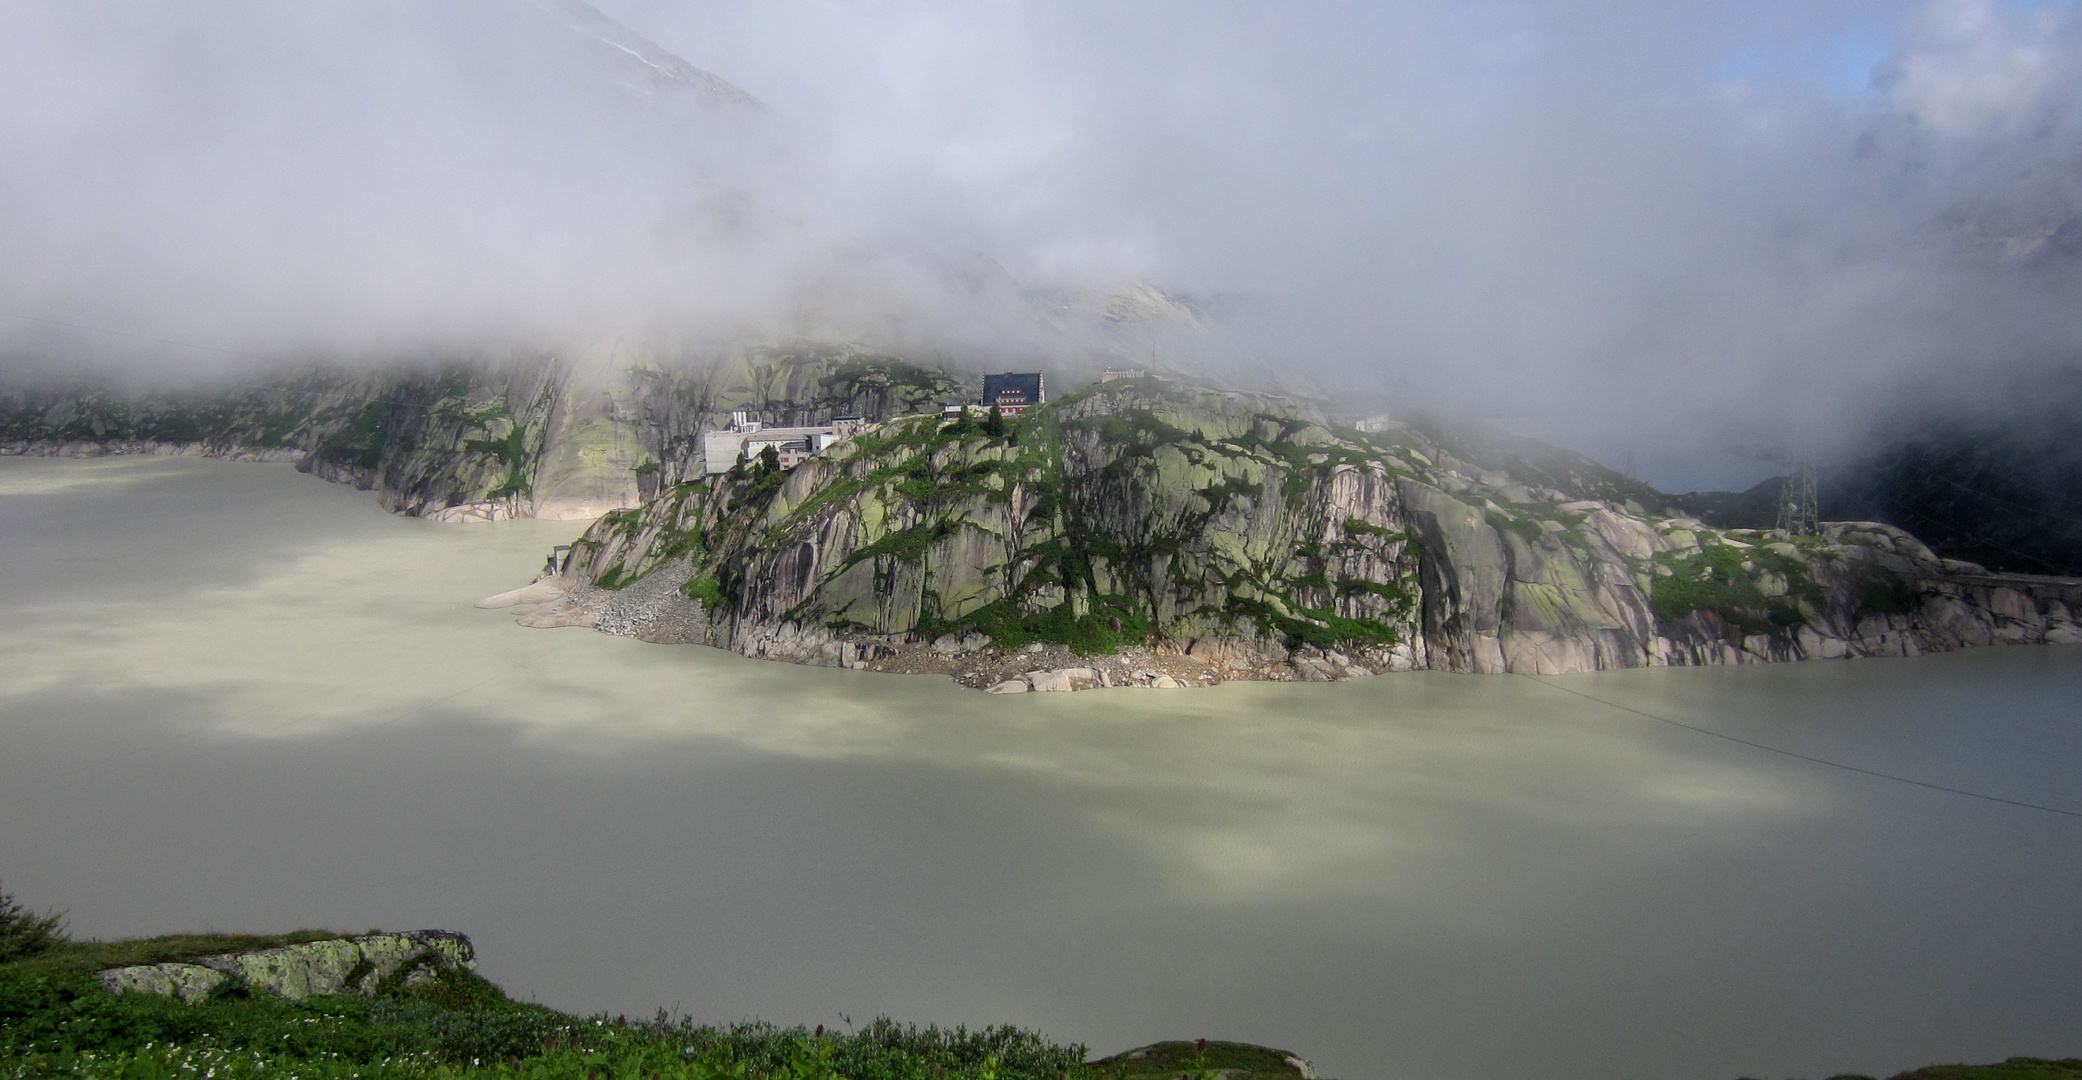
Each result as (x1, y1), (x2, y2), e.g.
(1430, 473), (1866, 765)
(980, 372), (1045, 414)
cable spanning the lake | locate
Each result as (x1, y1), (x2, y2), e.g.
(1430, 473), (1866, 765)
(0, 646), (561, 820)
(1514, 672), (2082, 820)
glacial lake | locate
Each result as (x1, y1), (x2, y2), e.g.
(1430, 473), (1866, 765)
(2, 455), (2079, 1080)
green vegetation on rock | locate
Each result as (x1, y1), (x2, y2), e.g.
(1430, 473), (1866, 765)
(1088, 1040), (1310, 1080)
(814, 354), (964, 412)
(1852, 562), (1923, 616)
(1650, 539), (1821, 634)
(316, 400), (391, 470)
(565, 374), (2060, 677)
(617, 379), (1429, 657)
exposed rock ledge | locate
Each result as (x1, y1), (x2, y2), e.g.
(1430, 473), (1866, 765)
(98, 930), (474, 1004)
(484, 571), (1382, 692)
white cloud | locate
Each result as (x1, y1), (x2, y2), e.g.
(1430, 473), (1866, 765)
(1893, 0), (2065, 136)
(5, 0), (2082, 442)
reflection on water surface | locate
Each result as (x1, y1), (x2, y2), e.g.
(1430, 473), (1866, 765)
(2, 457), (2079, 1080)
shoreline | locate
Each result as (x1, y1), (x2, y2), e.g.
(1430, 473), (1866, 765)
(479, 569), (2082, 695)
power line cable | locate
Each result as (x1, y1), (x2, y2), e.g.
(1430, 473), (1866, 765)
(1831, 460), (2076, 573)
(1845, 453), (2080, 544)
(1860, 452), (2082, 528)
(1928, 473), (2082, 529)
(1883, 486), (2074, 574)
(0, 640), (565, 820)
(1514, 671), (2082, 819)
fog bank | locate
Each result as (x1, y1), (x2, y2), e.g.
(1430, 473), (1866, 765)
(5, 0), (2082, 444)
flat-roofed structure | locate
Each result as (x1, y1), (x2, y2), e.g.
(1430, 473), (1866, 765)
(702, 413), (866, 475)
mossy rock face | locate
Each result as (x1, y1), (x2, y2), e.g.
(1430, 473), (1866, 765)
(575, 381), (1434, 664)
(1088, 1040), (1316, 1080)
(564, 376), (2081, 681)
(94, 962), (229, 1004)
(3, 930), (345, 977)
(93, 930), (475, 1003)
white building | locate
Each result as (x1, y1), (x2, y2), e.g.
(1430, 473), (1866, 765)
(702, 412), (866, 475)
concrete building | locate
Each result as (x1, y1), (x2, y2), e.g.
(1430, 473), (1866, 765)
(703, 412), (866, 475)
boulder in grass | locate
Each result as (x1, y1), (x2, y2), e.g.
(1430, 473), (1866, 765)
(1088, 1040), (1319, 1080)
(98, 962), (228, 1004)
(98, 930), (474, 1003)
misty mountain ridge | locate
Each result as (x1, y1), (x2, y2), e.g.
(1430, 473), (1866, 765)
(5, 0), (2082, 581)
(534, 0), (766, 109)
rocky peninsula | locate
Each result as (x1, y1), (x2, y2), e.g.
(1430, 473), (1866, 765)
(493, 377), (2081, 691)
(8, 352), (2075, 691)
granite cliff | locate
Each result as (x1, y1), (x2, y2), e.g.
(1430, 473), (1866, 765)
(0, 345), (965, 521)
(513, 378), (2081, 689)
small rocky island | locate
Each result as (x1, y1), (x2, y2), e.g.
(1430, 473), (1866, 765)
(487, 377), (2081, 692)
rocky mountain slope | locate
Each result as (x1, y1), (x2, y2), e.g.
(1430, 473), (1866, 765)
(519, 378), (2080, 689)
(0, 345), (968, 521)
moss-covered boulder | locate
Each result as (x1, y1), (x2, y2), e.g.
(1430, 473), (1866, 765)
(1087, 1040), (1316, 1080)
(97, 930), (473, 1004)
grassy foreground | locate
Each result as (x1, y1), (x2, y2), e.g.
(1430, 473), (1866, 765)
(0, 898), (1090, 1080)
(1, 951), (1089, 1080)
(1, 896), (2073, 1080)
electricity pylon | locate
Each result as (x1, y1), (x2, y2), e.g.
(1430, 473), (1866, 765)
(1776, 455), (1819, 536)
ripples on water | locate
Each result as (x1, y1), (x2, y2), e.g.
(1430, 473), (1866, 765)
(2, 457), (2079, 1080)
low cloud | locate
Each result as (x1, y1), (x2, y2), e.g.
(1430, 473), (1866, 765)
(3, 0), (2081, 452)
